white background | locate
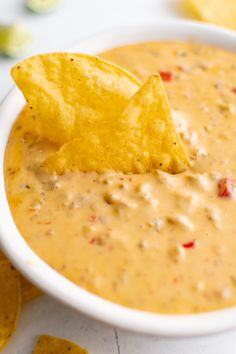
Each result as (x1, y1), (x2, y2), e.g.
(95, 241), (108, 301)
(1, 0), (236, 353)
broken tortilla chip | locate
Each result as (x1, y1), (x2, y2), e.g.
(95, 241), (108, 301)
(34, 335), (88, 354)
(0, 261), (21, 351)
(45, 74), (190, 174)
(183, 0), (236, 30)
(11, 53), (141, 144)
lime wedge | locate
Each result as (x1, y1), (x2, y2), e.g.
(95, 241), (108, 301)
(0, 24), (32, 58)
(26, 0), (61, 13)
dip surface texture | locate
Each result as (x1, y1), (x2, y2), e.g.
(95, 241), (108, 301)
(5, 41), (236, 314)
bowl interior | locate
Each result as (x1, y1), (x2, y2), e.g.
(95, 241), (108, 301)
(1, 20), (236, 337)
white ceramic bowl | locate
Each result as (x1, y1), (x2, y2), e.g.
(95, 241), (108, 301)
(0, 20), (236, 337)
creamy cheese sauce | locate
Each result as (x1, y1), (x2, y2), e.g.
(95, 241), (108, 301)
(4, 41), (236, 314)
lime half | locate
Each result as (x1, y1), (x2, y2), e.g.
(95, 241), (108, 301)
(0, 24), (33, 58)
(26, 0), (61, 13)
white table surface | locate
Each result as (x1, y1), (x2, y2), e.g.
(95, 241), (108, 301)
(1, 0), (236, 353)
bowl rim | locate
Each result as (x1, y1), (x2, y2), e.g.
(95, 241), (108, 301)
(1, 19), (236, 337)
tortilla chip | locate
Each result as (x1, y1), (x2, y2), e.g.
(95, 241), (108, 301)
(117, 74), (190, 173)
(183, 0), (236, 30)
(20, 276), (41, 304)
(0, 250), (40, 304)
(45, 75), (190, 174)
(11, 53), (141, 144)
(34, 335), (88, 354)
(0, 249), (6, 261)
(0, 261), (21, 351)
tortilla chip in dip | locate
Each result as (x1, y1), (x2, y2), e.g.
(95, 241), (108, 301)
(45, 74), (190, 174)
(11, 53), (141, 144)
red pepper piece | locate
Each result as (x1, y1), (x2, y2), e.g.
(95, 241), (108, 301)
(89, 214), (97, 223)
(218, 177), (235, 198)
(89, 238), (97, 245)
(232, 87), (236, 94)
(89, 237), (103, 246)
(182, 240), (195, 249)
(159, 71), (173, 82)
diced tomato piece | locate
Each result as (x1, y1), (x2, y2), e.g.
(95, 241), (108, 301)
(159, 71), (173, 82)
(232, 87), (236, 94)
(182, 240), (195, 249)
(218, 177), (235, 198)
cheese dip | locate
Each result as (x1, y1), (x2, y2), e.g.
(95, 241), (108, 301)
(5, 41), (236, 314)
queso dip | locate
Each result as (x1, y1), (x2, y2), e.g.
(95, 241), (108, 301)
(5, 41), (236, 314)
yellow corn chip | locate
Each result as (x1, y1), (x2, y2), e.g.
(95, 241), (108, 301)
(45, 75), (190, 174)
(20, 276), (41, 304)
(0, 250), (40, 304)
(0, 249), (6, 261)
(0, 261), (21, 351)
(117, 74), (190, 173)
(11, 53), (141, 144)
(34, 335), (88, 354)
(183, 0), (236, 30)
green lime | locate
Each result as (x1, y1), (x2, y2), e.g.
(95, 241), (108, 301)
(26, 0), (61, 14)
(0, 24), (33, 58)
